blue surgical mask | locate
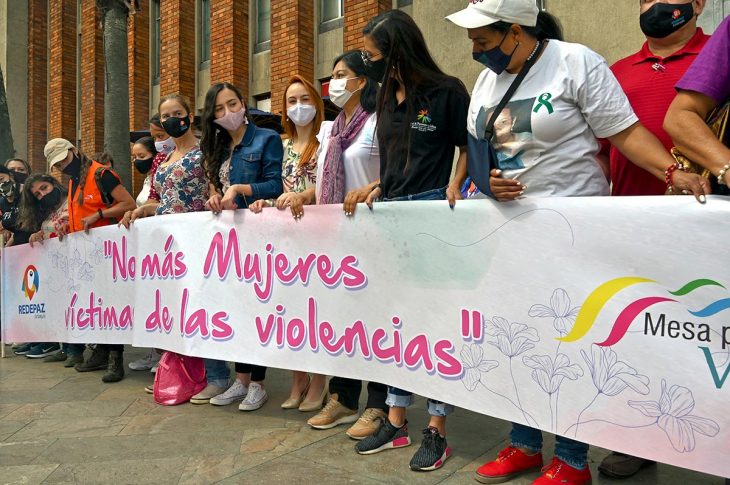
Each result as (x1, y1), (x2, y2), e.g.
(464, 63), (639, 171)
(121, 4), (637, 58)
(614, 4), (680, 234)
(473, 31), (519, 75)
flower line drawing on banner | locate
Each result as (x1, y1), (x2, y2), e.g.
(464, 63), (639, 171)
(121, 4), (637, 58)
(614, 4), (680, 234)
(484, 316), (541, 427)
(565, 344), (650, 437)
(523, 353), (583, 432)
(528, 288), (580, 338)
(628, 379), (720, 453)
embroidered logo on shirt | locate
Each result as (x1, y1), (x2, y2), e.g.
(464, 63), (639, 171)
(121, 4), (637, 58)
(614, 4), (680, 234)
(411, 109), (437, 132)
(672, 9), (681, 20)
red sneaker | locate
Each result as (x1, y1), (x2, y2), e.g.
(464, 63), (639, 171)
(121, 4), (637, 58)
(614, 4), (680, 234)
(533, 457), (592, 485)
(475, 446), (543, 483)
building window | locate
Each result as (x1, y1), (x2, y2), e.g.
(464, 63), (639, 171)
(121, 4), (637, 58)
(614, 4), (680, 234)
(321, 0), (343, 23)
(200, 0), (211, 65)
(396, 0), (413, 6)
(151, 0), (161, 84)
(255, 0), (271, 52)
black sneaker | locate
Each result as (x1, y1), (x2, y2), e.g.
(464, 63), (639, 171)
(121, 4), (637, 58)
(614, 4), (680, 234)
(355, 419), (411, 455)
(26, 343), (61, 359)
(409, 427), (451, 472)
(13, 343), (33, 355)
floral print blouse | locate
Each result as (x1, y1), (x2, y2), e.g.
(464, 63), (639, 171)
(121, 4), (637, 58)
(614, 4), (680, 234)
(153, 146), (209, 215)
(41, 200), (69, 239)
(282, 139), (317, 194)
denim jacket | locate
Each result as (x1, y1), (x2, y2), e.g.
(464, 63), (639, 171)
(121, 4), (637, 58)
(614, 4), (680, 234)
(228, 124), (284, 208)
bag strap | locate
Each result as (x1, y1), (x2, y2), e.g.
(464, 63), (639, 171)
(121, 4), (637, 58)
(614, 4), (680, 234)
(485, 40), (547, 140)
(175, 354), (204, 384)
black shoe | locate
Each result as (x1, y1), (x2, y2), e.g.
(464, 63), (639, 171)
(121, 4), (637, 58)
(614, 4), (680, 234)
(102, 351), (125, 383)
(63, 354), (85, 368)
(598, 452), (655, 478)
(355, 419), (411, 455)
(43, 351), (67, 363)
(74, 346), (109, 372)
(409, 426), (451, 472)
(26, 343), (61, 359)
(13, 343), (33, 355)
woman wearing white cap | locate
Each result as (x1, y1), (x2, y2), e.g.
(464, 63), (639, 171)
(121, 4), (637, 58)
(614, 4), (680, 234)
(445, 1), (710, 484)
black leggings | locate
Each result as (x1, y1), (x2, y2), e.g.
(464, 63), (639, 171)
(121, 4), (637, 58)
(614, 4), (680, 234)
(234, 363), (267, 382)
(329, 377), (388, 412)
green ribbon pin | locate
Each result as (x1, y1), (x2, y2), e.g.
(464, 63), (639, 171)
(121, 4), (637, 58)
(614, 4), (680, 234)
(533, 93), (554, 114)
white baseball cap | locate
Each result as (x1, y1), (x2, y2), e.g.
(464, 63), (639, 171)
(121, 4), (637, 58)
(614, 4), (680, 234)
(446, 0), (539, 29)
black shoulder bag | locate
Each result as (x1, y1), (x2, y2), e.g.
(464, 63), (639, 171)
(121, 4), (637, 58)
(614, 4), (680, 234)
(467, 40), (546, 197)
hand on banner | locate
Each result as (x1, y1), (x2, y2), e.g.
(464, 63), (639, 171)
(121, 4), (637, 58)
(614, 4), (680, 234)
(289, 193), (306, 220)
(489, 169), (526, 202)
(275, 192), (299, 211)
(344, 182), (379, 216)
(205, 193), (224, 213)
(365, 185), (381, 211)
(81, 212), (101, 233)
(671, 171), (711, 203)
(220, 187), (240, 211)
(56, 222), (69, 240)
(248, 199), (270, 214)
(446, 182), (463, 209)
(118, 207), (147, 229)
(28, 230), (45, 247)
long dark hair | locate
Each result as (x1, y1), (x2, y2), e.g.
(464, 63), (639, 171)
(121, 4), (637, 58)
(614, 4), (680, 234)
(134, 136), (157, 157)
(332, 50), (378, 114)
(18, 174), (68, 232)
(200, 82), (255, 191)
(363, 10), (465, 166)
(490, 11), (564, 41)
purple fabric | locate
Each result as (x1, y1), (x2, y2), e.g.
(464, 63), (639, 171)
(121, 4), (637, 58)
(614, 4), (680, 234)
(675, 15), (730, 104)
(319, 105), (370, 204)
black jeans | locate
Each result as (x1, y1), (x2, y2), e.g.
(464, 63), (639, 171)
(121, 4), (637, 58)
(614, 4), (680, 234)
(234, 363), (267, 382)
(329, 377), (388, 412)
(102, 344), (124, 353)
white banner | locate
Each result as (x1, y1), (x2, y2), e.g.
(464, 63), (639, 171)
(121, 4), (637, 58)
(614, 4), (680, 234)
(2, 197), (729, 478)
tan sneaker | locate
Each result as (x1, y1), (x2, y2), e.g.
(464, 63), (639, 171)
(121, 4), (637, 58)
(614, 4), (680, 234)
(346, 408), (388, 440)
(307, 394), (357, 429)
(189, 383), (227, 404)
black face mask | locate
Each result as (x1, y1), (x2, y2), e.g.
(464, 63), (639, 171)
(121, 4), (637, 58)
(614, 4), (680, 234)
(364, 58), (388, 84)
(62, 154), (81, 176)
(134, 157), (154, 174)
(162, 115), (191, 138)
(11, 171), (28, 184)
(39, 186), (62, 210)
(640, 1), (694, 39)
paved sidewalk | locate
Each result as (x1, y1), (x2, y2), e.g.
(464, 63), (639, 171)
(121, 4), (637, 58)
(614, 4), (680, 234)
(0, 346), (726, 484)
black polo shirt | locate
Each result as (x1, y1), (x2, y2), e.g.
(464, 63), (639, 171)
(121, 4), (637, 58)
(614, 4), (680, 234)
(377, 77), (470, 199)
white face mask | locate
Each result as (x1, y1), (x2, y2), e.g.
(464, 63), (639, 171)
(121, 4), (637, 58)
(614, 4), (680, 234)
(329, 78), (361, 109)
(214, 107), (248, 132)
(287, 103), (317, 127)
(154, 137), (174, 155)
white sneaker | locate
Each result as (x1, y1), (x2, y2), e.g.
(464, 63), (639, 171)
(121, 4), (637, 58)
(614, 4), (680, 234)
(150, 364), (158, 374)
(128, 349), (160, 371)
(210, 379), (248, 406)
(238, 382), (268, 411)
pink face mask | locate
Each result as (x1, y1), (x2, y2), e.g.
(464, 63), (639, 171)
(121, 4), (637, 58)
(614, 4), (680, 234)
(214, 107), (248, 132)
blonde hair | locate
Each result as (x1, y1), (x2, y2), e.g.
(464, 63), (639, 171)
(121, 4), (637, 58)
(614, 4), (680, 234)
(281, 75), (324, 166)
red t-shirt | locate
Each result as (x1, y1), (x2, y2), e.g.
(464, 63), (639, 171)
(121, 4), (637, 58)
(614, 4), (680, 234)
(605, 29), (709, 196)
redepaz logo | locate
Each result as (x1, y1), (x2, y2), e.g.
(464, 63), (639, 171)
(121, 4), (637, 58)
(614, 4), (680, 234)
(559, 277), (730, 346)
(22, 265), (39, 301)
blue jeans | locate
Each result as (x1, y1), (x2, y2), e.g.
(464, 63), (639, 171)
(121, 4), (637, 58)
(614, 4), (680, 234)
(386, 386), (454, 416)
(63, 343), (85, 357)
(511, 423), (589, 470)
(382, 186), (447, 202)
(204, 359), (230, 387)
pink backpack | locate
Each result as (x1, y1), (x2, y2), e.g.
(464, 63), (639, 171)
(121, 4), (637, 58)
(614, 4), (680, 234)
(153, 352), (206, 405)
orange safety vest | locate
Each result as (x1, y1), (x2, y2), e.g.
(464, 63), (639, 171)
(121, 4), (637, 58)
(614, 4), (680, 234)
(67, 161), (120, 234)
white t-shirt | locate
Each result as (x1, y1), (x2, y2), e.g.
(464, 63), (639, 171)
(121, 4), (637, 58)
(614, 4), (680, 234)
(315, 113), (380, 203)
(468, 40), (638, 197)
(136, 175), (152, 207)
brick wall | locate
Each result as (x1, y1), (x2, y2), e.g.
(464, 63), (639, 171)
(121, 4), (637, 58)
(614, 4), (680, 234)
(79, 0), (104, 155)
(47, 0), (76, 147)
(128, 6), (150, 197)
(210, 0), (249, 95)
(344, 0), (391, 51)
(27, 0), (48, 172)
(270, 0), (314, 115)
(159, 0), (196, 110)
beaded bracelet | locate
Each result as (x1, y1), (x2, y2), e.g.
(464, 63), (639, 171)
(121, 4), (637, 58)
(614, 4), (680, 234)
(665, 162), (684, 193)
(718, 162), (730, 186)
